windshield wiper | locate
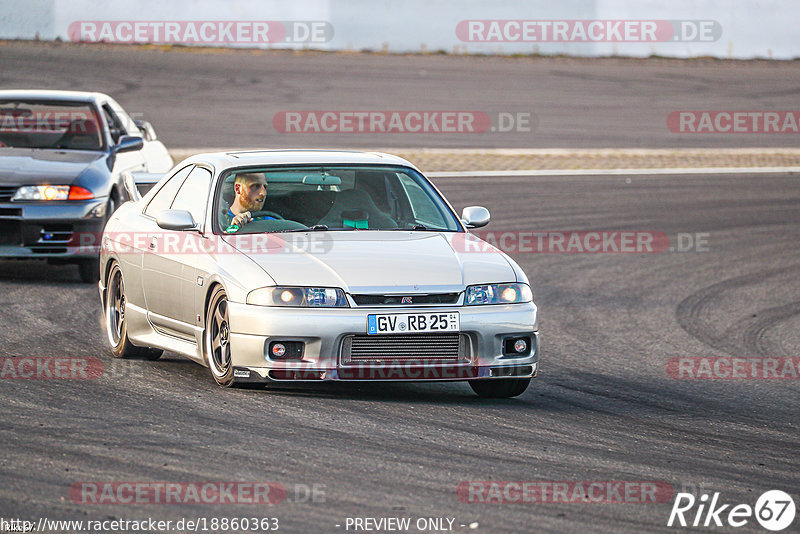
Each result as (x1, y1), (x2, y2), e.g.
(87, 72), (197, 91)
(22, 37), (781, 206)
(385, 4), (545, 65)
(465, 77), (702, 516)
(383, 224), (449, 231)
(279, 225), (347, 233)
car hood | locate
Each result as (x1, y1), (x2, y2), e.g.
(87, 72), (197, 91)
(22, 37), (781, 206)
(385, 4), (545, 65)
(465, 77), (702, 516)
(0, 148), (104, 186)
(223, 231), (517, 293)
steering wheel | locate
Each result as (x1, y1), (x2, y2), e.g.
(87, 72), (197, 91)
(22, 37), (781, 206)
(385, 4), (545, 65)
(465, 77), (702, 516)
(251, 210), (284, 220)
(224, 210), (287, 234)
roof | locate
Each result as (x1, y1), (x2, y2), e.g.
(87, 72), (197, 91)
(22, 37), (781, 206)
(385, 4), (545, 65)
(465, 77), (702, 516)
(178, 149), (420, 172)
(0, 89), (111, 103)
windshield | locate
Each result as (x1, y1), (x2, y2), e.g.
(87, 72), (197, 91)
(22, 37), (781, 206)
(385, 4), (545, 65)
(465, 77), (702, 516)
(216, 165), (462, 234)
(0, 100), (105, 150)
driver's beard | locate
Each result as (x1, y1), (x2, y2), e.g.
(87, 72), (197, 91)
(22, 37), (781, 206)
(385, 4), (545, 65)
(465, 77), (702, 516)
(238, 193), (264, 213)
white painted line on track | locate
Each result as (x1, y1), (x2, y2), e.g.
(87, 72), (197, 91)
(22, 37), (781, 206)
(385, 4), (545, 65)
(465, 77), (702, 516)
(427, 166), (800, 178)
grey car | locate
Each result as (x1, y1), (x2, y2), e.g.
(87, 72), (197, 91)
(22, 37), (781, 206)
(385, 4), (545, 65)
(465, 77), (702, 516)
(99, 150), (539, 397)
(0, 90), (173, 281)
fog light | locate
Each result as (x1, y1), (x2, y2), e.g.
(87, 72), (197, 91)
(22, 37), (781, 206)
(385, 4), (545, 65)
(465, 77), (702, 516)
(268, 340), (305, 360)
(503, 336), (532, 357)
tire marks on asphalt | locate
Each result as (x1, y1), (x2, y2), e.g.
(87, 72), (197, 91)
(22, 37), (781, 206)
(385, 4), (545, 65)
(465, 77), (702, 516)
(675, 264), (800, 358)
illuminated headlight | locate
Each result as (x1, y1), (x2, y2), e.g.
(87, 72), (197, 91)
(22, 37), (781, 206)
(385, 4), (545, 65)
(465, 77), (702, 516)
(465, 283), (532, 305)
(12, 185), (94, 201)
(247, 287), (349, 307)
(13, 185), (69, 201)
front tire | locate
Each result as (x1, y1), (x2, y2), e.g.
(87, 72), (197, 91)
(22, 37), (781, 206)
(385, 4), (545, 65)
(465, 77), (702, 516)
(469, 378), (531, 398)
(79, 259), (100, 284)
(105, 263), (163, 360)
(205, 286), (234, 387)
(79, 196), (116, 284)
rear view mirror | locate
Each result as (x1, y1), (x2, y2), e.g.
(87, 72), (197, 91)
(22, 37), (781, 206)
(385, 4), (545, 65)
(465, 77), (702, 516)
(302, 174), (342, 186)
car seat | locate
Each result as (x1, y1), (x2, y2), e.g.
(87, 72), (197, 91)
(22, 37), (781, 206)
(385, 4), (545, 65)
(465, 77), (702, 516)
(316, 189), (398, 229)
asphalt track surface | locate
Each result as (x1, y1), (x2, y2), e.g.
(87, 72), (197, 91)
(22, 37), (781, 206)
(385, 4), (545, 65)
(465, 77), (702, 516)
(0, 44), (799, 534)
(1, 41), (800, 149)
(1, 170), (799, 533)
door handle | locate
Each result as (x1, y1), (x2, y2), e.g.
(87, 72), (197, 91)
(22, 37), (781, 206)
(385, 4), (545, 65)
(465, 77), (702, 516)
(149, 237), (157, 249)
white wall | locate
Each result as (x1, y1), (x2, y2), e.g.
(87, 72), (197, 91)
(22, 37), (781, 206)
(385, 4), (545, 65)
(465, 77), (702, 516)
(0, 0), (797, 59)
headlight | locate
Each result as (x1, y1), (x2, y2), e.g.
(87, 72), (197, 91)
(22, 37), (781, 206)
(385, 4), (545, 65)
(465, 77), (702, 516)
(246, 287), (349, 307)
(12, 185), (94, 201)
(465, 283), (532, 305)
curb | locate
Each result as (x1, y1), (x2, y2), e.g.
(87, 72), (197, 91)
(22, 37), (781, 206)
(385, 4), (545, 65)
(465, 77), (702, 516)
(167, 148), (800, 174)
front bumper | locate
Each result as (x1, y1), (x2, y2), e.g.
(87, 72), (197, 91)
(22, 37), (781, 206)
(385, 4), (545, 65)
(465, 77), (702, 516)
(225, 301), (539, 382)
(0, 198), (108, 259)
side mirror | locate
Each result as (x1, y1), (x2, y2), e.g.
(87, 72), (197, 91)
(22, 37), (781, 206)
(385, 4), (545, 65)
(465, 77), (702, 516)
(461, 206), (490, 229)
(121, 172), (141, 202)
(114, 135), (144, 154)
(156, 209), (198, 232)
(134, 119), (157, 141)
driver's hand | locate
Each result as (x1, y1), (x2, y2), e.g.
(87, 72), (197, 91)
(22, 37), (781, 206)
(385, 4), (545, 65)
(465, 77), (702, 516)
(231, 211), (253, 227)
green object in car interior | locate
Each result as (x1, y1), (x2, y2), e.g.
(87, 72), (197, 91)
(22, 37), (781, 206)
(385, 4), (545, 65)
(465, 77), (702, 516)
(341, 209), (369, 229)
(343, 218), (368, 229)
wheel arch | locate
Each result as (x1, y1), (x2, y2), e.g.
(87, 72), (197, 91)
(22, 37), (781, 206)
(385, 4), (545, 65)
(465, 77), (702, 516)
(203, 281), (227, 327)
(99, 257), (119, 309)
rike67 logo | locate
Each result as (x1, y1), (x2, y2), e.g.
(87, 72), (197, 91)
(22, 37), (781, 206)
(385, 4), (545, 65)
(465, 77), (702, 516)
(668, 490), (796, 531)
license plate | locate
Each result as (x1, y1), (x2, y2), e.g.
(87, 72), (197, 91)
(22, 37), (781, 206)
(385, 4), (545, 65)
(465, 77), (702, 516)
(367, 312), (460, 335)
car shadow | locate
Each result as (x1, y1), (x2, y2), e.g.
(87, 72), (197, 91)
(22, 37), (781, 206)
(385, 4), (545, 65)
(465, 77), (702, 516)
(0, 260), (86, 284)
(119, 352), (787, 424)
(150, 354), (542, 406)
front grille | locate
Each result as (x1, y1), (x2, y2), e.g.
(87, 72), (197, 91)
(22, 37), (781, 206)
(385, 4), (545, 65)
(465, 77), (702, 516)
(341, 333), (467, 364)
(0, 186), (17, 203)
(351, 293), (460, 306)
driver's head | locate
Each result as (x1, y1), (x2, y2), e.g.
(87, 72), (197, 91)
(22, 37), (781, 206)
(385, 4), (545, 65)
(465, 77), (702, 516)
(233, 172), (267, 212)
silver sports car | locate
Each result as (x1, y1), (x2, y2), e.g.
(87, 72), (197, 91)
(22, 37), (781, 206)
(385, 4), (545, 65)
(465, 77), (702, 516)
(99, 150), (539, 397)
